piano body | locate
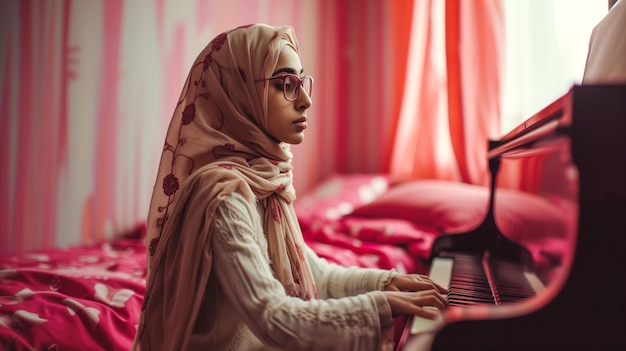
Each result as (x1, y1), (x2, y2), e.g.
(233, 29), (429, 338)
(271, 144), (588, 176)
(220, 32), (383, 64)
(401, 84), (626, 350)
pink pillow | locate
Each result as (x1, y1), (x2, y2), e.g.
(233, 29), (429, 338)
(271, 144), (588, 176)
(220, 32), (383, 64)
(305, 229), (416, 273)
(337, 217), (438, 245)
(294, 173), (390, 231)
(350, 180), (488, 231)
(349, 180), (570, 242)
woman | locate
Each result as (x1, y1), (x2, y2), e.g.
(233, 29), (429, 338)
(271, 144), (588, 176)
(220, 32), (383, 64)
(134, 24), (447, 351)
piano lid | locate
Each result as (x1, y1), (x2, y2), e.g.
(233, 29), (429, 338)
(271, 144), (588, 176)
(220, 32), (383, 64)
(490, 90), (572, 159)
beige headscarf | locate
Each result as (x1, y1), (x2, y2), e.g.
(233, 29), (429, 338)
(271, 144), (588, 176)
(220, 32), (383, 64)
(135, 24), (317, 350)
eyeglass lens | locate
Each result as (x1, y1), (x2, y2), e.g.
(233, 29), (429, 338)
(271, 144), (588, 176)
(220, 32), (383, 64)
(284, 75), (312, 100)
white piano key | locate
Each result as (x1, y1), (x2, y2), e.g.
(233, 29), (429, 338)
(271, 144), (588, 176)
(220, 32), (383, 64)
(410, 257), (453, 334)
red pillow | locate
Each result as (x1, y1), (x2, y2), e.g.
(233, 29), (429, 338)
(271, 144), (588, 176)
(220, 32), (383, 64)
(349, 180), (571, 242)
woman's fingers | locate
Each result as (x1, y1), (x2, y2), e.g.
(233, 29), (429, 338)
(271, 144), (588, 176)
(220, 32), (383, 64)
(434, 282), (449, 294)
(412, 306), (443, 320)
(389, 274), (449, 294)
(409, 280), (449, 294)
(413, 275), (449, 294)
(411, 290), (448, 310)
(383, 289), (449, 319)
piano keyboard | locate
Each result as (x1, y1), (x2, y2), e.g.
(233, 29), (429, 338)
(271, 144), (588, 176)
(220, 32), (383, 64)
(445, 252), (537, 306)
(410, 251), (545, 334)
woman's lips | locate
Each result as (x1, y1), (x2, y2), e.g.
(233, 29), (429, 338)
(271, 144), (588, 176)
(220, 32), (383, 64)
(294, 116), (307, 130)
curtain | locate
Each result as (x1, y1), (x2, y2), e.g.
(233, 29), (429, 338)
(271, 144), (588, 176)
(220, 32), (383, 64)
(310, 0), (411, 179)
(500, 0), (607, 132)
(0, 0), (71, 253)
(389, 0), (504, 186)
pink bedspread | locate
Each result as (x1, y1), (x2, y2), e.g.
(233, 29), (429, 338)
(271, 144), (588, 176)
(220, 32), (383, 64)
(0, 238), (146, 351)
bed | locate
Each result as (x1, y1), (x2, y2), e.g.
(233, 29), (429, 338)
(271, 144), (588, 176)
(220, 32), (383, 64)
(0, 173), (568, 350)
(0, 230), (146, 350)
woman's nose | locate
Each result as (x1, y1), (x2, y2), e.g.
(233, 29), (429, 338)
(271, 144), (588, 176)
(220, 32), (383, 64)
(297, 89), (312, 110)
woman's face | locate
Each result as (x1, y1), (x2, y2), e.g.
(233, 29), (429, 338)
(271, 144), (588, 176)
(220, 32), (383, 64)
(266, 45), (312, 145)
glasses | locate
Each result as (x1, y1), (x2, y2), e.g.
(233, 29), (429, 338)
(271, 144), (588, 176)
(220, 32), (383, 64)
(258, 74), (314, 101)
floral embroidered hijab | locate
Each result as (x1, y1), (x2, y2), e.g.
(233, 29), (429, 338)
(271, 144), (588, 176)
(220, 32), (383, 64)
(135, 24), (317, 350)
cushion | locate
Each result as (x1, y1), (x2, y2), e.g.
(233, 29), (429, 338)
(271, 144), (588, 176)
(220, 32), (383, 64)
(337, 217), (438, 245)
(294, 173), (390, 231)
(349, 180), (570, 242)
(304, 222), (416, 273)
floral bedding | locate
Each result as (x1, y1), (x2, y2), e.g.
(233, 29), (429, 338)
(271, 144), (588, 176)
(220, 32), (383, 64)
(0, 237), (145, 350)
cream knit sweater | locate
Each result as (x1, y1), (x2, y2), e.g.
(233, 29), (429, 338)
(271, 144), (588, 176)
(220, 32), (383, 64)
(184, 191), (395, 351)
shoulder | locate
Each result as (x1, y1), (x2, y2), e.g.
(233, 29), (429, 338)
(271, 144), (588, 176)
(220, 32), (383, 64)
(212, 191), (269, 262)
(214, 190), (263, 228)
(217, 190), (257, 214)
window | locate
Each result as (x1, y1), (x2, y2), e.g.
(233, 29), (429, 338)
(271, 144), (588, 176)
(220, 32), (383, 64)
(501, 0), (607, 132)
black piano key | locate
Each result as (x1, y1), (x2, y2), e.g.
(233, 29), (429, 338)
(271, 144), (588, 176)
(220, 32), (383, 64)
(444, 252), (538, 307)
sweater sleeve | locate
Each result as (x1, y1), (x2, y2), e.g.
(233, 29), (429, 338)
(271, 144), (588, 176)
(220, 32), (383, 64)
(211, 192), (394, 351)
(305, 246), (395, 299)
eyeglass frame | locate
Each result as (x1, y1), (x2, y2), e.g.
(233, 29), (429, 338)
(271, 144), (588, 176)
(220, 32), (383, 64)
(256, 74), (314, 102)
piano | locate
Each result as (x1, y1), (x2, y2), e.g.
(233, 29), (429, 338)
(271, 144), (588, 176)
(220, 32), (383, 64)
(400, 84), (626, 350)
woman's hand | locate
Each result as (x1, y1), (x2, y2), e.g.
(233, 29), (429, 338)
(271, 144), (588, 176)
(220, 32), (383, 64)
(382, 290), (448, 319)
(383, 273), (449, 319)
(384, 274), (448, 294)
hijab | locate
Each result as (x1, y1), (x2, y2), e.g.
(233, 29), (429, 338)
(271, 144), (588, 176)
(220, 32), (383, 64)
(135, 23), (317, 350)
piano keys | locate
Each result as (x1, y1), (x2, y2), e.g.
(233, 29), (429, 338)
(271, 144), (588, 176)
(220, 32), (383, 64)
(441, 252), (541, 306)
(400, 84), (626, 350)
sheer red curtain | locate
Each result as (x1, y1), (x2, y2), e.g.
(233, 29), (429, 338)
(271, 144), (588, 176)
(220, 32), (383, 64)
(389, 0), (503, 186)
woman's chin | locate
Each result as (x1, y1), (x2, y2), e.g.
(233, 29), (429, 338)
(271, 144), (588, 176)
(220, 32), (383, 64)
(285, 133), (305, 145)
